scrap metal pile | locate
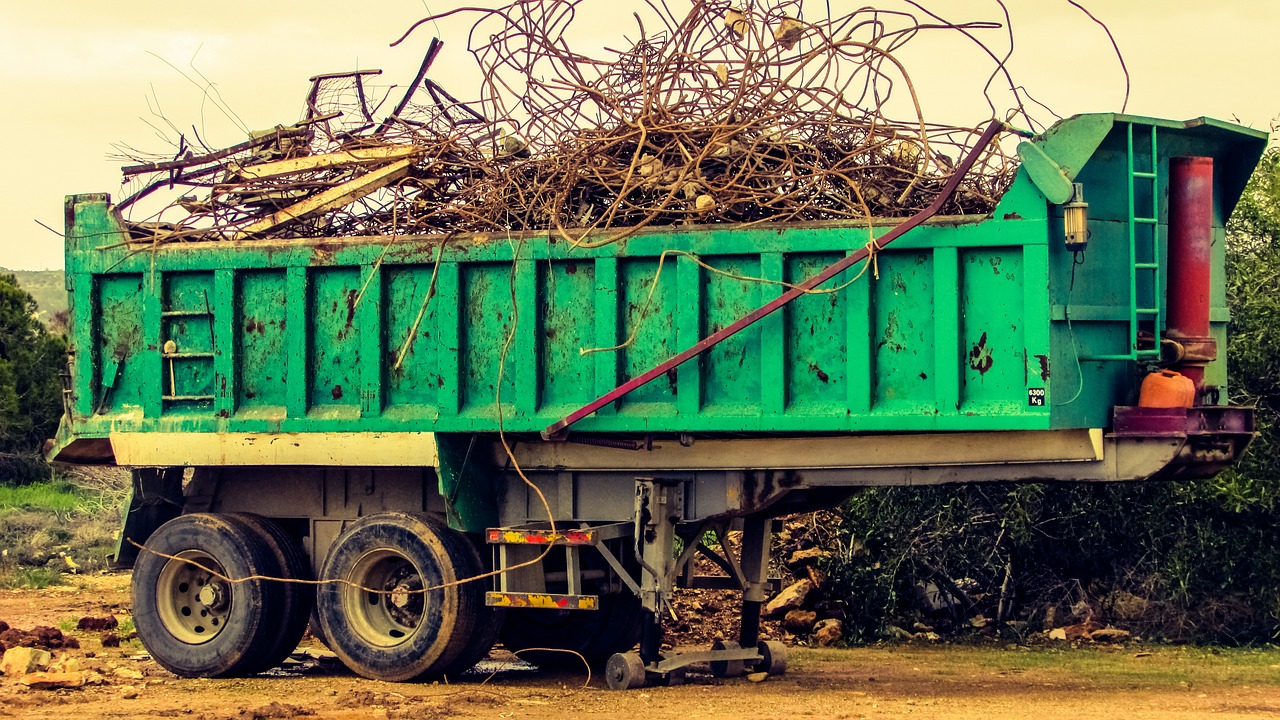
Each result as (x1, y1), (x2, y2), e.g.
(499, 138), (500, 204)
(116, 0), (1039, 245)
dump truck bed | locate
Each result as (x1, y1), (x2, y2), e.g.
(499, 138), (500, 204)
(51, 114), (1267, 463)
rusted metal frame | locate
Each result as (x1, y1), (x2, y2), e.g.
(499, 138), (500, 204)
(423, 80), (489, 126)
(543, 120), (1008, 439)
(373, 38), (444, 137)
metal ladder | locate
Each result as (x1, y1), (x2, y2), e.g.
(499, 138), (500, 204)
(1129, 122), (1164, 361)
(1084, 122), (1163, 362)
(160, 292), (216, 404)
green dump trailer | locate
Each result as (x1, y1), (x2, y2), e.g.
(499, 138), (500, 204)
(51, 113), (1266, 688)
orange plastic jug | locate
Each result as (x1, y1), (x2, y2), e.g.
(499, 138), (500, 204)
(1139, 369), (1196, 408)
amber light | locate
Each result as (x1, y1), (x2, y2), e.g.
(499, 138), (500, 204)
(1064, 182), (1088, 251)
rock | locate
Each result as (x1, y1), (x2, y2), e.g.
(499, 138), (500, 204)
(49, 656), (82, 674)
(805, 565), (828, 589)
(1048, 628), (1068, 641)
(120, 686), (140, 699)
(782, 610), (818, 635)
(1088, 627), (1132, 643)
(884, 625), (913, 641)
(101, 632), (121, 648)
(764, 580), (812, 617)
(113, 667), (145, 680)
(2, 647), (52, 677)
(19, 671), (87, 689)
(76, 617), (118, 632)
(786, 547), (830, 568)
(1061, 620), (1102, 640)
(813, 618), (843, 646)
(968, 615), (990, 629)
(746, 672), (768, 683)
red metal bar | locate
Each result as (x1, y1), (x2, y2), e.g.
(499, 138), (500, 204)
(1166, 156), (1215, 390)
(543, 121), (1008, 439)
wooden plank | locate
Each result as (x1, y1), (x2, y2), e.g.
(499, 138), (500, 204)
(234, 159), (414, 240)
(231, 145), (425, 180)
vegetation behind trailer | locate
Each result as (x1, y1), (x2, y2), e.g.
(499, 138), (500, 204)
(49, 113), (1267, 688)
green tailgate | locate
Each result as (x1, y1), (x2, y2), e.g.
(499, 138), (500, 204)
(51, 114), (1266, 457)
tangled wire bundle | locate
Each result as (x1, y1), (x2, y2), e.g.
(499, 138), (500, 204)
(115, 0), (1063, 245)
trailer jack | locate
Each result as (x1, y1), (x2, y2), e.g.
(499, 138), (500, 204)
(605, 478), (788, 690)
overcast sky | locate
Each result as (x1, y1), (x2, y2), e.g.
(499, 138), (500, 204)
(1, 0), (1275, 270)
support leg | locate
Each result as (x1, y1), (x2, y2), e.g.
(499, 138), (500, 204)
(738, 515), (772, 649)
(633, 478), (682, 668)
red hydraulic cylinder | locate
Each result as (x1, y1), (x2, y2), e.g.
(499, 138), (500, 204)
(1166, 156), (1216, 392)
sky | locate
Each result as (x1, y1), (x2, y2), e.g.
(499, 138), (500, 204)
(0, 0), (1276, 270)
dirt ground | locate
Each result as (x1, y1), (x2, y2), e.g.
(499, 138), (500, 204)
(4, 574), (1280, 720)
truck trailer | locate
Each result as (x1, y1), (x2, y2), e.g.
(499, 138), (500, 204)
(50, 112), (1265, 688)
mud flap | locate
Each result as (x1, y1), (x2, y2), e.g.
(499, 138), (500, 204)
(113, 467), (184, 569)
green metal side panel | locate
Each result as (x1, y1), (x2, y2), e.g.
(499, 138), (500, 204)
(53, 114), (1266, 451)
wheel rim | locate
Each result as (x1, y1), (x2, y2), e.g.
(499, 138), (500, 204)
(341, 549), (428, 648)
(155, 550), (231, 645)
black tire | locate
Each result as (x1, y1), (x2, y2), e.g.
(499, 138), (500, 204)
(500, 592), (642, 668)
(316, 512), (481, 682)
(229, 514), (314, 673)
(307, 607), (329, 649)
(131, 513), (287, 678)
(437, 532), (504, 679)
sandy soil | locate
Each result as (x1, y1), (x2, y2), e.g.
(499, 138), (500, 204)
(3, 573), (1280, 720)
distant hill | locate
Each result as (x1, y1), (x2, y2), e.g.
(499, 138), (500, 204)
(2, 269), (67, 326)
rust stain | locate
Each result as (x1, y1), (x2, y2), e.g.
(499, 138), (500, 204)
(1035, 354), (1050, 382)
(1003, 212), (1023, 220)
(331, 385), (344, 400)
(969, 331), (994, 375)
(808, 362), (830, 384)
(565, 261), (578, 275)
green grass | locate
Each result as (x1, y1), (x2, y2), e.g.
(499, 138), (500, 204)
(793, 644), (1280, 689)
(0, 481), (87, 516)
(0, 566), (63, 589)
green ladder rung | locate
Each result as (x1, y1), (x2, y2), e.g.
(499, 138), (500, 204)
(1134, 217), (1158, 224)
(1132, 171), (1158, 179)
(1135, 262), (1159, 269)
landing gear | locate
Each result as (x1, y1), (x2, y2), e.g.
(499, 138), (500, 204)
(597, 482), (789, 689)
(132, 514), (291, 677)
(316, 512), (490, 682)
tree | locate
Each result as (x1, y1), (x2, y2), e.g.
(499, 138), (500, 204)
(0, 274), (67, 453)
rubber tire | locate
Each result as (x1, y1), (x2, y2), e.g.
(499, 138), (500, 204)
(500, 592), (642, 668)
(436, 532), (504, 679)
(317, 512), (481, 682)
(229, 514), (314, 673)
(307, 607), (329, 649)
(132, 513), (287, 678)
